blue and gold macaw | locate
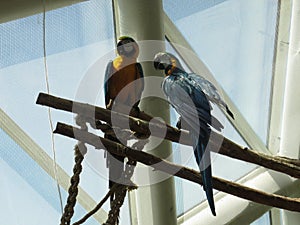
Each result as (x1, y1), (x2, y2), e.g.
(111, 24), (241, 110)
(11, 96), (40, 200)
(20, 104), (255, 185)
(154, 52), (234, 216)
(104, 36), (144, 200)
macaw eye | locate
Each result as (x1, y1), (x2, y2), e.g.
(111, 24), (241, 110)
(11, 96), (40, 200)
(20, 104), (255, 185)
(122, 39), (132, 44)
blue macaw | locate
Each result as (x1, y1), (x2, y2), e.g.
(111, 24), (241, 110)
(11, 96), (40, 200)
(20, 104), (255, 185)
(104, 36), (144, 202)
(153, 52), (234, 216)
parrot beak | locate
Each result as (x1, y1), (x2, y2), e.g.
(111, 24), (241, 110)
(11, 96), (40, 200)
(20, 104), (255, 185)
(153, 52), (171, 71)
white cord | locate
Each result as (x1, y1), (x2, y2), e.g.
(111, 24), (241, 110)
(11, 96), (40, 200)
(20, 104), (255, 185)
(42, 0), (64, 214)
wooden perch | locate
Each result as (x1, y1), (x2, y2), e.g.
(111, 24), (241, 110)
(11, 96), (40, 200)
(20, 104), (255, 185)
(36, 92), (300, 179)
(54, 122), (300, 213)
(36, 92), (185, 142)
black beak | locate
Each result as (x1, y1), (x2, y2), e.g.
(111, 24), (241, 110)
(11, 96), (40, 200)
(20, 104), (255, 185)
(153, 52), (170, 70)
(153, 60), (163, 70)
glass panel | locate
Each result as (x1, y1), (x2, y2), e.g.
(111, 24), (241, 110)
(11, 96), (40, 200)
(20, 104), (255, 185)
(0, 1), (114, 69)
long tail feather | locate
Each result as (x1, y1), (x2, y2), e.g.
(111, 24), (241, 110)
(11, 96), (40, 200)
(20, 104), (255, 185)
(200, 165), (216, 215)
(193, 134), (216, 216)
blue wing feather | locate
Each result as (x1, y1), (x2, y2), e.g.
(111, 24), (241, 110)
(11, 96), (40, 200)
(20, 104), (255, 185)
(162, 70), (216, 216)
(188, 73), (224, 106)
(104, 60), (113, 106)
(136, 62), (144, 99)
(191, 132), (216, 216)
(188, 73), (234, 119)
(162, 73), (223, 132)
(136, 62), (144, 79)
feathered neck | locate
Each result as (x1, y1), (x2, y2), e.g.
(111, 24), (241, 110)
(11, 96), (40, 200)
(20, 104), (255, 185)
(164, 57), (185, 76)
(113, 55), (137, 70)
(165, 65), (185, 76)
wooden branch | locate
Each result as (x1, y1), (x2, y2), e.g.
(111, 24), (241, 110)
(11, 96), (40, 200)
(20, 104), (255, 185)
(36, 92), (300, 178)
(54, 122), (300, 213)
(36, 92), (183, 142)
(217, 138), (300, 179)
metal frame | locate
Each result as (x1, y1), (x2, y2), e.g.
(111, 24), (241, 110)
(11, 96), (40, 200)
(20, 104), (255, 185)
(177, 168), (299, 225)
(268, 0), (291, 155)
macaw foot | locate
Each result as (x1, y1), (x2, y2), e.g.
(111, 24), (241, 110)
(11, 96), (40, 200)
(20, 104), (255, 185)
(132, 131), (150, 139)
(115, 177), (138, 191)
(129, 105), (140, 117)
(126, 180), (138, 191)
(95, 120), (112, 131)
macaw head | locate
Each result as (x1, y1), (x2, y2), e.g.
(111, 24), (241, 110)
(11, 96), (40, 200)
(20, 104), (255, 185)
(117, 36), (139, 58)
(153, 52), (184, 76)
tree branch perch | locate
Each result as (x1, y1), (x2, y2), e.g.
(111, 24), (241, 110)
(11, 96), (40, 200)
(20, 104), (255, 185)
(54, 122), (300, 213)
(36, 92), (300, 178)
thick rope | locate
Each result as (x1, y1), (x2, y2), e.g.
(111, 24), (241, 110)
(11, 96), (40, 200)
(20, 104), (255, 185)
(72, 184), (120, 225)
(60, 116), (87, 225)
(104, 139), (146, 225)
(104, 185), (127, 225)
(69, 117), (148, 225)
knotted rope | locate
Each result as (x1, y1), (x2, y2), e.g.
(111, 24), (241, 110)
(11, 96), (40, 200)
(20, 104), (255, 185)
(60, 115), (88, 225)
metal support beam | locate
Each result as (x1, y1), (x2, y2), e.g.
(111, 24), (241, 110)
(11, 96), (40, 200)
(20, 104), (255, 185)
(279, 0), (300, 223)
(113, 1), (177, 224)
(178, 168), (300, 225)
(268, 0), (291, 155)
(270, 208), (282, 225)
(0, 0), (85, 24)
(279, 0), (300, 159)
